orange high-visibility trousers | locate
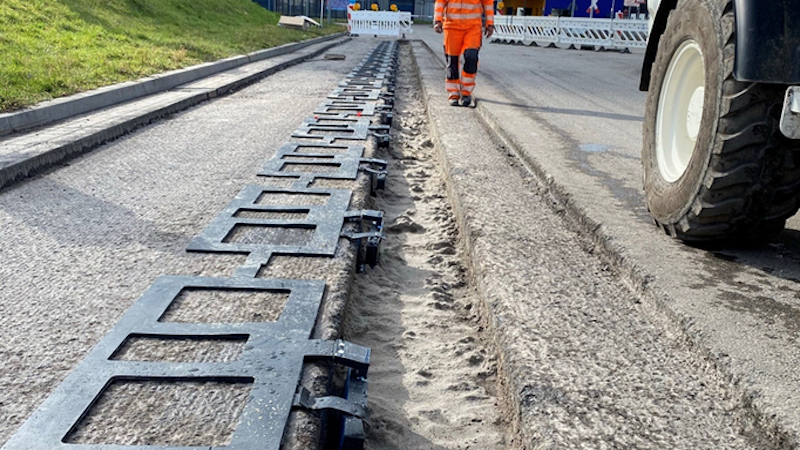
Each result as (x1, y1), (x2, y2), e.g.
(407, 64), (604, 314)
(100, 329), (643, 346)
(444, 26), (482, 99)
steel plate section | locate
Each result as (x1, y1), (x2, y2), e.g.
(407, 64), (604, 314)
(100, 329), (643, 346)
(292, 117), (372, 142)
(257, 142), (366, 184)
(339, 80), (383, 88)
(327, 88), (383, 101)
(0, 276), (328, 450)
(346, 73), (389, 81)
(314, 101), (385, 117)
(187, 186), (352, 256)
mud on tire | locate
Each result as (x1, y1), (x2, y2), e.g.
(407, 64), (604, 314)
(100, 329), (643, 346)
(643, 0), (800, 242)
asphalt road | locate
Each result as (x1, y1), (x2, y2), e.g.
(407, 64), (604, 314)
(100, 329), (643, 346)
(414, 24), (800, 447)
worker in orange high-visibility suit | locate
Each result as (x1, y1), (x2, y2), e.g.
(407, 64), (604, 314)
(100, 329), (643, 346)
(433, 0), (494, 106)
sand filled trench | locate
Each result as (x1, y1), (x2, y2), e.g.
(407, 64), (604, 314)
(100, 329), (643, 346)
(343, 44), (514, 450)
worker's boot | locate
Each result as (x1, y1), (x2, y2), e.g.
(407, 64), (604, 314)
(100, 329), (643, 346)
(448, 95), (460, 106)
(460, 95), (472, 107)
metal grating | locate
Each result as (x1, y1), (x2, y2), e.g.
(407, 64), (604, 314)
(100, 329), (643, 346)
(292, 117), (372, 143)
(187, 186), (352, 257)
(314, 100), (388, 118)
(327, 88), (383, 101)
(1, 276), (370, 450)
(257, 142), (386, 193)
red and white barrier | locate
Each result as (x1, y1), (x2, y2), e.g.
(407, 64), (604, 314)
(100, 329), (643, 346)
(348, 10), (413, 37)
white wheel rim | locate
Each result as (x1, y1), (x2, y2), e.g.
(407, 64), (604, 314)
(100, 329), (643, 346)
(656, 40), (705, 183)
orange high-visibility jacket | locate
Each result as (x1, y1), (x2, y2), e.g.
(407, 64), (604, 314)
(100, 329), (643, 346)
(434, 0), (494, 29)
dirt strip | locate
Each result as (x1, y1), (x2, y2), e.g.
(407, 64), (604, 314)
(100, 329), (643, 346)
(344, 43), (513, 450)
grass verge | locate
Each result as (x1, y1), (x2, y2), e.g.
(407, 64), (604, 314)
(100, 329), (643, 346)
(0, 0), (341, 113)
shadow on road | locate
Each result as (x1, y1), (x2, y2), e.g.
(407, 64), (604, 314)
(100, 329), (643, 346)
(477, 98), (644, 122)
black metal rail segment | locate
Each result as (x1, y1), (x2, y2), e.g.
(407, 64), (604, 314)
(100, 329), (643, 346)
(1, 277), (369, 450)
(2, 40), (400, 450)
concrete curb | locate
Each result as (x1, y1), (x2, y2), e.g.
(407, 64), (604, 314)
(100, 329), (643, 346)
(0, 38), (348, 191)
(0, 33), (346, 137)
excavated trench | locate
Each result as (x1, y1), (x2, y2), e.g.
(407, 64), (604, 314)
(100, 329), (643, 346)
(343, 44), (513, 450)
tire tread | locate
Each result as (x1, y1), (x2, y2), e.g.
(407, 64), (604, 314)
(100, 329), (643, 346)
(649, 0), (800, 241)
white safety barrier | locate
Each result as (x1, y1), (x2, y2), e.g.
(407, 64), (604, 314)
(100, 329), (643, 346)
(492, 16), (648, 50)
(348, 11), (413, 37)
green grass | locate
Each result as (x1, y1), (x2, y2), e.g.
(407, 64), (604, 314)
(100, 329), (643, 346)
(0, 0), (340, 113)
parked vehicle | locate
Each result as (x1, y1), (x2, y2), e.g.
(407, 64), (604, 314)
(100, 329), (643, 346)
(640, 0), (800, 241)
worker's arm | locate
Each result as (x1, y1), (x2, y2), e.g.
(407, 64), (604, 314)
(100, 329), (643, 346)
(434, 0), (445, 33)
(483, 0), (494, 37)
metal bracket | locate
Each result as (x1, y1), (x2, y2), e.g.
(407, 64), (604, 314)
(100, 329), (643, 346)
(780, 86), (800, 139)
(380, 93), (395, 109)
(341, 372), (368, 450)
(342, 210), (385, 271)
(304, 339), (371, 376)
(370, 125), (390, 133)
(359, 158), (388, 194)
(293, 387), (368, 420)
(370, 125), (391, 149)
(292, 365), (370, 450)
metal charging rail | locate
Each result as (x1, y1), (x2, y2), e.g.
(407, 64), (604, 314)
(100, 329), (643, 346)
(2, 41), (401, 450)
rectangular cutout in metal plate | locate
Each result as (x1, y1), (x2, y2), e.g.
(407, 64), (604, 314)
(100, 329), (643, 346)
(1, 276), (337, 450)
(187, 186), (351, 257)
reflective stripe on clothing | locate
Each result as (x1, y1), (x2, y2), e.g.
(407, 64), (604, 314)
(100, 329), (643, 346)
(445, 12), (483, 20)
(446, 2), (482, 10)
(461, 73), (476, 96)
(434, 0), (494, 26)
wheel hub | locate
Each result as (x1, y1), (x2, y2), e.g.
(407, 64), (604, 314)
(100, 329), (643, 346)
(686, 86), (704, 140)
(656, 40), (705, 183)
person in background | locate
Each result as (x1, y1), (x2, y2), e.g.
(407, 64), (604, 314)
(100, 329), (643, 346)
(433, 0), (494, 106)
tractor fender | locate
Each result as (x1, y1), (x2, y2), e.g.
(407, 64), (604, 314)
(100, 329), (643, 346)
(640, 0), (800, 91)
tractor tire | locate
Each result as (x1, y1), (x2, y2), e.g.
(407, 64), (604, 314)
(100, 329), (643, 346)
(643, 0), (800, 242)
